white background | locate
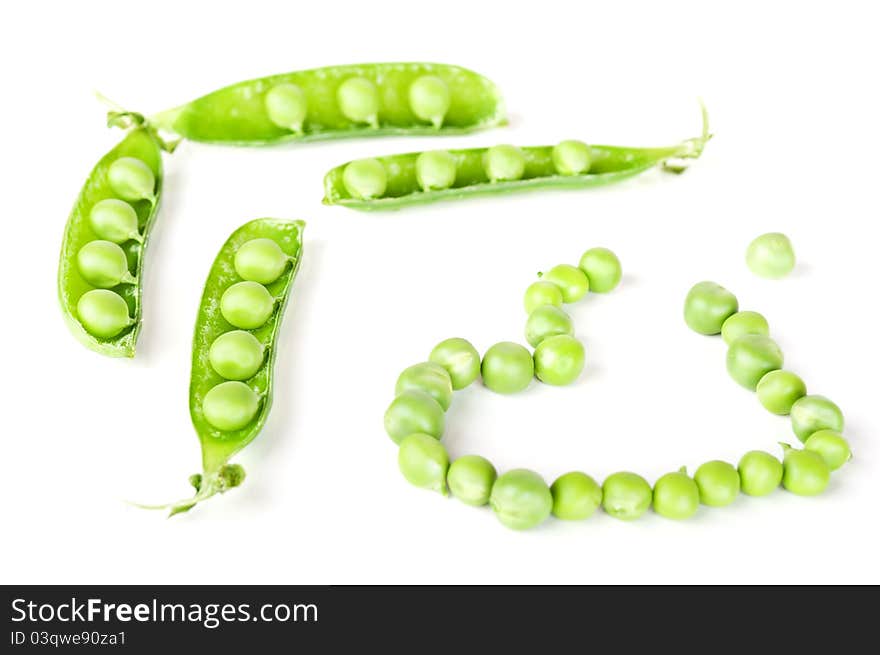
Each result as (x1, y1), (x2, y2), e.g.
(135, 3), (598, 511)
(2, 1), (878, 584)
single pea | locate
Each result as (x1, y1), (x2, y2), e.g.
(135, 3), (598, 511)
(202, 381), (260, 432)
(395, 362), (454, 411)
(489, 469), (553, 530)
(756, 370), (806, 415)
(534, 335), (585, 386)
(398, 433), (449, 495)
(447, 455), (497, 506)
(540, 264), (589, 303)
(578, 247), (621, 293)
(220, 281), (275, 330)
(684, 281), (738, 335)
(550, 471), (602, 520)
(602, 472), (652, 520)
(481, 342), (534, 394)
(384, 390), (445, 444)
(415, 150), (457, 191)
(107, 156), (155, 203)
(525, 304), (573, 347)
(337, 76), (379, 127)
(726, 334), (783, 390)
(746, 232), (796, 279)
(653, 468), (700, 520)
(408, 75), (451, 128)
(89, 199), (140, 243)
(804, 430), (851, 471)
(429, 338), (481, 390)
(76, 240), (133, 289)
(483, 144), (526, 182)
(694, 460), (740, 507)
(721, 310), (769, 345)
(76, 289), (131, 338)
(234, 238), (288, 285)
(790, 395), (844, 443)
(342, 158), (387, 199)
(265, 82), (308, 133)
(552, 139), (592, 176)
(208, 330), (265, 381)
(523, 280), (563, 314)
(737, 450), (783, 496)
(781, 444), (830, 496)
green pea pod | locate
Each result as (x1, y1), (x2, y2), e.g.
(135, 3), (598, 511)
(140, 219), (304, 515)
(323, 103), (711, 210)
(146, 62), (506, 145)
(57, 127), (164, 357)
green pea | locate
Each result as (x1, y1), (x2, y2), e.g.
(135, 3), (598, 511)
(481, 341), (534, 394)
(540, 264), (589, 303)
(264, 82), (308, 133)
(552, 139), (592, 176)
(76, 289), (131, 338)
(781, 444), (830, 496)
(220, 281), (275, 330)
(525, 304), (573, 347)
(342, 158), (387, 199)
(395, 362), (454, 411)
(653, 468), (700, 520)
(76, 240), (134, 289)
(208, 330), (265, 381)
(415, 150), (457, 191)
(578, 247), (621, 293)
(746, 232), (796, 279)
(721, 310), (769, 345)
(483, 144), (526, 182)
(523, 280), (563, 314)
(804, 430), (851, 471)
(737, 450), (782, 496)
(234, 238), (289, 285)
(726, 334), (783, 390)
(429, 338), (481, 390)
(756, 370), (806, 415)
(694, 460), (740, 507)
(602, 471), (652, 520)
(790, 395), (844, 443)
(107, 156), (156, 203)
(337, 76), (379, 127)
(533, 335), (585, 386)
(683, 281), (738, 335)
(447, 455), (497, 506)
(489, 469), (553, 530)
(384, 390), (445, 444)
(550, 471), (602, 520)
(398, 433), (449, 495)
(89, 199), (140, 243)
(408, 75), (451, 128)
(202, 381), (260, 432)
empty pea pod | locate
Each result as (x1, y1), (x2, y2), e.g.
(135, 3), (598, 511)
(144, 62), (506, 145)
(57, 127), (166, 357)
(322, 103), (710, 210)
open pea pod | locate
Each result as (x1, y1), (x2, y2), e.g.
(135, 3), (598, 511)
(58, 127), (165, 357)
(323, 104), (711, 210)
(145, 62), (505, 146)
(139, 219), (304, 515)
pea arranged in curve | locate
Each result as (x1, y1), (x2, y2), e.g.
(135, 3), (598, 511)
(737, 451), (783, 497)
(398, 434), (449, 495)
(551, 472), (602, 520)
(653, 468), (700, 520)
(148, 62), (506, 145)
(447, 455), (497, 507)
(726, 334), (783, 390)
(721, 311), (769, 345)
(602, 472), (652, 521)
(525, 304), (574, 347)
(58, 127), (163, 357)
(384, 390), (445, 444)
(684, 281), (738, 335)
(790, 395), (844, 443)
(781, 444), (830, 496)
(490, 469), (553, 530)
(756, 370), (806, 415)
(578, 247), (621, 293)
(693, 460), (740, 507)
(429, 338), (481, 390)
(804, 431), (851, 471)
(481, 342), (534, 394)
(395, 362), (454, 411)
(533, 335), (585, 386)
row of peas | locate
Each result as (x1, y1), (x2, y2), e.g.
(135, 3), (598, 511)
(342, 139), (594, 200)
(200, 238), (292, 432)
(76, 158), (156, 339)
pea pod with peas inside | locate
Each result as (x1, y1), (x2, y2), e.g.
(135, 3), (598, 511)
(322, 103), (710, 210)
(143, 62), (506, 145)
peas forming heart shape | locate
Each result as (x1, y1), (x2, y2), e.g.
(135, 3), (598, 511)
(384, 251), (853, 530)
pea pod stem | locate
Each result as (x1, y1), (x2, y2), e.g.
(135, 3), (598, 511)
(128, 464), (246, 517)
